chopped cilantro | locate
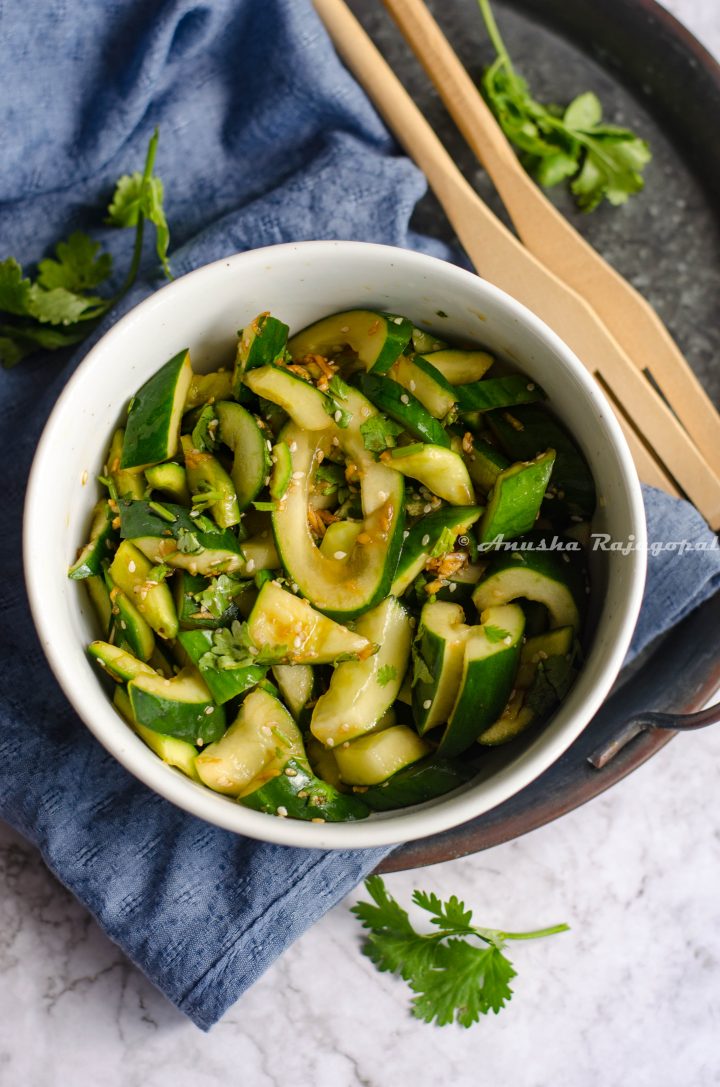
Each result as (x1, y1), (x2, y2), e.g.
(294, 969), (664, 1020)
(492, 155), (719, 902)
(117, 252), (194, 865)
(429, 526), (457, 558)
(376, 664), (397, 688)
(411, 644), (434, 687)
(176, 527), (202, 554)
(359, 414), (404, 454)
(199, 619), (288, 671)
(192, 574), (250, 619)
(484, 625), (511, 643)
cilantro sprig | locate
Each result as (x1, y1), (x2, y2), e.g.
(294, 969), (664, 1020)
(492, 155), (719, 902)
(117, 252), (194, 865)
(1, 128), (172, 368)
(351, 877), (568, 1028)
(478, 0), (651, 211)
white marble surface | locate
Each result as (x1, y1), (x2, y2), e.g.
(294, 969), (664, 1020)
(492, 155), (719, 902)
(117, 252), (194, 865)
(3, 4), (720, 1085)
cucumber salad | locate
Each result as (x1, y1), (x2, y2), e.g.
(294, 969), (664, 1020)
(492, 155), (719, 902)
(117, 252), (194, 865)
(69, 308), (596, 823)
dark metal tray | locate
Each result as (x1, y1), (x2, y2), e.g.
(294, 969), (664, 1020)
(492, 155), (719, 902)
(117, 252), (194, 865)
(347, 0), (720, 871)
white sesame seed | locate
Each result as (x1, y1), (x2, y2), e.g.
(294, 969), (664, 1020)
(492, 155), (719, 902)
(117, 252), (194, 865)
(128, 560), (136, 573)
(423, 504), (433, 514)
(421, 534), (430, 546)
(246, 559), (256, 573)
(292, 470), (305, 480)
(342, 741), (350, 749)
(190, 509), (200, 517)
(400, 394), (410, 405)
(409, 380), (416, 392)
(120, 620), (127, 630)
(377, 490), (388, 502)
(196, 738), (204, 746)
(334, 410), (343, 423)
(248, 646), (259, 655)
(334, 550), (347, 560)
(393, 316), (403, 325)
(527, 382), (536, 391)
(285, 767), (298, 777)
(276, 806), (288, 818)
(340, 325), (350, 333)
(449, 582), (457, 592)
(289, 441), (298, 453)
(204, 705), (214, 715)
(326, 738), (335, 748)
(331, 436), (340, 447)
(261, 724), (272, 735)
(423, 699), (432, 710)
(266, 439), (273, 451)
(403, 530), (410, 539)
(503, 636), (512, 645)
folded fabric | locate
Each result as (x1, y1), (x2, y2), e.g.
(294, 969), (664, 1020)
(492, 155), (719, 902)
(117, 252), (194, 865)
(1, 0), (718, 1032)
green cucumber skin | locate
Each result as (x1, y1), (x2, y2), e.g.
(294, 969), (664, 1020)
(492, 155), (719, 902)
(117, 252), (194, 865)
(118, 499), (243, 554)
(439, 647), (521, 757)
(360, 756), (475, 811)
(68, 502), (116, 580)
(215, 400), (271, 511)
(177, 629), (266, 703)
(269, 440), (292, 500)
(182, 439), (241, 529)
(456, 375), (545, 414)
(121, 349), (191, 469)
(464, 438), (510, 494)
(486, 405), (596, 521)
(287, 309), (412, 375)
(240, 758), (370, 821)
(359, 373), (450, 447)
(233, 314), (290, 396)
(474, 533), (587, 621)
(129, 685), (226, 744)
(392, 505), (483, 595)
(478, 450), (556, 543)
(145, 462), (191, 505)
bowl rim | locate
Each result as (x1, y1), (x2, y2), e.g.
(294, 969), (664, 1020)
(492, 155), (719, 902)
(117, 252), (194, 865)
(23, 239), (647, 849)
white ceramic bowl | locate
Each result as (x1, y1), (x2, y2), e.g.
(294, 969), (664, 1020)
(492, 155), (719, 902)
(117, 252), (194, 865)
(24, 241), (646, 849)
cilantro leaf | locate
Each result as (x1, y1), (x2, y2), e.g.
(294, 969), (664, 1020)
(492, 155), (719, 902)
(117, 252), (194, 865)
(478, 0), (651, 211)
(1, 129), (172, 368)
(192, 573), (251, 618)
(37, 232), (112, 293)
(376, 664), (397, 688)
(411, 643), (434, 687)
(199, 619), (288, 672)
(359, 414), (404, 454)
(351, 877), (568, 1029)
(484, 624), (511, 644)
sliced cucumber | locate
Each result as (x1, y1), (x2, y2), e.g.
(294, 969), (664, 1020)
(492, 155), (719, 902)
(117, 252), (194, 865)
(420, 348), (494, 385)
(88, 641), (155, 683)
(318, 520), (363, 559)
(232, 312), (289, 396)
(359, 373), (450, 447)
(486, 404), (596, 522)
(144, 462), (191, 505)
(411, 328), (448, 354)
(412, 601), (471, 734)
(68, 500), (116, 580)
(288, 309), (412, 374)
(269, 440), (292, 501)
(109, 540), (178, 639)
(463, 437), (510, 494)
(247, 581), (372, 663)
(121, 349), (193, 468)
(181, 435), (240, 529)
(240, 757), (370, 821)
(177, 628), (266, 704)
(389, 354), (457, 419)
(472, 542), (584, 631)
(306, 736), (346, 792)
(195, 687), (303, 796)
(360, 756), (475, 811)
(515, 626), (575, 689)
(119, 499), (248, 576)
(184, 369), (233, 411)
(105, 428), (145, 500)
(392, 505), (483, 596)
(456, 375), (545, 414)
(384, 444), (474, 505)
(114, 687), (201, 782)
(271, 663), (316, 720)
(105, 570), (156, 661)
(438, 603), (525, 757)
(244, 365), (332, 431)
(85, 575), (112, 635)
(272, 406), (405, 620)
(334, 725), (431, 786)
(310, 597), (412, 747)
(215, 400), (271, 511)
(477, 450), (556, 543)
(128, 667), (225, 744)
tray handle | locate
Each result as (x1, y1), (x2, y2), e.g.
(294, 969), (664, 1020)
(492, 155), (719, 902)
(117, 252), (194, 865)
(588, 701), (720, 769)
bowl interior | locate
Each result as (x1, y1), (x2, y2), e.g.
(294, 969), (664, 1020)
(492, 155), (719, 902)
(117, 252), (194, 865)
(25, 241), (646, 849)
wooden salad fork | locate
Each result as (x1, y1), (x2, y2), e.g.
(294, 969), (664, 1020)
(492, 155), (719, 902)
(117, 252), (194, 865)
(313, 0), (720, 529)
(380, 0), (720, 482)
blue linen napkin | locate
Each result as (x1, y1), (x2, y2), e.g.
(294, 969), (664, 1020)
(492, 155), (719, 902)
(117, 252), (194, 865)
(1, 0), (719, 1031)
